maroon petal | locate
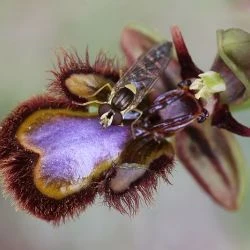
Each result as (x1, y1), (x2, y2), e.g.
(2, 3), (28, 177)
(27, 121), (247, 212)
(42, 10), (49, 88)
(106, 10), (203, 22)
(171, 26), (203, 79)
(175, 122), (245, 210)
(212, 103), (250, 137)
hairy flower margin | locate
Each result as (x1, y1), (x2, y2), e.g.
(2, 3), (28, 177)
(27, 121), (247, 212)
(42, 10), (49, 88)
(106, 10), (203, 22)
(0, 24), (250, 224)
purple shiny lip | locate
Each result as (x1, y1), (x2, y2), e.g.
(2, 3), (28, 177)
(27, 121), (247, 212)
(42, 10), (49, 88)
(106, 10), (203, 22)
(26, 116), (130, 182)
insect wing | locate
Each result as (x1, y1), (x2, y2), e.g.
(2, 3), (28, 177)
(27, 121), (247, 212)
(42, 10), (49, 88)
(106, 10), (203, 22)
(115, 41), (172, 101)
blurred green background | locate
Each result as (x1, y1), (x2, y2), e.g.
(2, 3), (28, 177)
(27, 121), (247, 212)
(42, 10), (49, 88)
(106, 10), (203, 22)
(1, 0), (250, 249)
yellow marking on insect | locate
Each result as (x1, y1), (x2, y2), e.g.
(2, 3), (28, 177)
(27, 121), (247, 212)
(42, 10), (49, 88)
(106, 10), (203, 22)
(125, 83), (137, 94)
(190, 71), (226, 100)
(100, 112), (114, 128)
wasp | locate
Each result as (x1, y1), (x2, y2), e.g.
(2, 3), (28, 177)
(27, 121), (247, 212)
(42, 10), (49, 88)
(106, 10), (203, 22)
(77, 41), (172, 130)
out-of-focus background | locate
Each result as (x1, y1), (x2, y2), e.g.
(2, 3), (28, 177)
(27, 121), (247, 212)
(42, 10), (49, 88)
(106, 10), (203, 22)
(0, 0), (250, 249)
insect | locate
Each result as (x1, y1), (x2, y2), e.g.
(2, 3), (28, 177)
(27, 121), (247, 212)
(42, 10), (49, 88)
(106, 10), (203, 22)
(77, 41), (172, 130)
(135, 79), (209, 139)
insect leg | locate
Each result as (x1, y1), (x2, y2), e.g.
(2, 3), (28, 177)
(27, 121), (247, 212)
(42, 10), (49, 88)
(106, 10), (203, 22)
(85, 83), (113, 98)
(119, 69), (124, 78)
(130, 109), (143, 139)
(72, 100), (106, 106)
(72, 83), (112, 107)
(177, 79), (192, 90)
(197, 108), (209, 123)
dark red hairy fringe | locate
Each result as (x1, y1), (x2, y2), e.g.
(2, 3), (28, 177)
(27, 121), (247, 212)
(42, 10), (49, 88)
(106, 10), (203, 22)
(99, 155), (174, 215)
(0, 96), (98, 224)
(48, 48), (121, 102)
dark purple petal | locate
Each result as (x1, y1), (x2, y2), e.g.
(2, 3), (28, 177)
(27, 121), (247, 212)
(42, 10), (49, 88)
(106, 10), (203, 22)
(176, 122), (245, 210)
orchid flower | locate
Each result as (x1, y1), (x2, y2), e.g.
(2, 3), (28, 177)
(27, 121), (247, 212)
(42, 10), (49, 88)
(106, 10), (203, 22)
(0, 25), (249, 224)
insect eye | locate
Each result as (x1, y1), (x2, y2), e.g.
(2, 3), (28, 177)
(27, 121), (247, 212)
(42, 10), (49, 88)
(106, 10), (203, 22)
(98, 104), (112, 117)
(112, 112), (123, 125)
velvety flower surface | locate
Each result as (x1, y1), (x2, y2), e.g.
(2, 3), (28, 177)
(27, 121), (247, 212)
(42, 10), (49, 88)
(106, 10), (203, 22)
(27, 116), (129, 183)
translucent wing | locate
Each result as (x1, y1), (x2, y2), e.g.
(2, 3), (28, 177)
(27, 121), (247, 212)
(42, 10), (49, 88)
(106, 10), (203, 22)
(114, 41), (172, 105)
